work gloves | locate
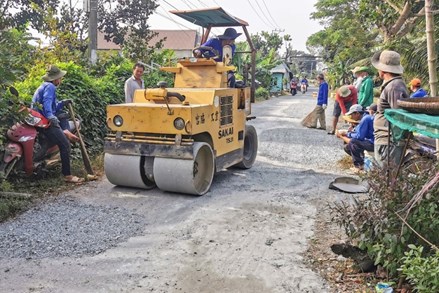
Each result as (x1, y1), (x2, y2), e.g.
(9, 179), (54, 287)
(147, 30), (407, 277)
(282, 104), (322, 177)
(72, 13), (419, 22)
(322, 104), (327, 110)
(49, 116), (60, 128)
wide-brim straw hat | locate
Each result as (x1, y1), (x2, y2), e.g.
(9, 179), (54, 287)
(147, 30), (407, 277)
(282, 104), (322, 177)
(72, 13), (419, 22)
(371, 50), (404, 75)
(43, 65), (67, 82)
(342, 115), (360, 124)
(338, 85), (351, 98)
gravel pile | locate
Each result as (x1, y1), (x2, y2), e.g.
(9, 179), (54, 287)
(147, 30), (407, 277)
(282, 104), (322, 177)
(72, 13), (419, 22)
(0, 197), (146, 259)
(252, 91), (347, 173)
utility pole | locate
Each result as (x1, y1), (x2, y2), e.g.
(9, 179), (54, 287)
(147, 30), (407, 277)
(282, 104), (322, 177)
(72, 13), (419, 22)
(88, 0), (98, 64)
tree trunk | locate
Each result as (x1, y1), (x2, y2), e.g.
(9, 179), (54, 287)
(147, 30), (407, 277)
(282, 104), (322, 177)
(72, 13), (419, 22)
(424, 0), (439, 153)
(425, 0), (438, 96)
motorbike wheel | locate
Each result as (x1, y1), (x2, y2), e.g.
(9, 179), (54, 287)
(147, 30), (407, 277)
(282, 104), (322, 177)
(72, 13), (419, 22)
(33, 136), (50, 162)
(0, 154), (20, 181)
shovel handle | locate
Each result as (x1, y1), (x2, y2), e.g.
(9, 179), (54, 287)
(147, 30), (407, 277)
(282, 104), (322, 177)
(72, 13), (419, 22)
(67, 103), (95, 176)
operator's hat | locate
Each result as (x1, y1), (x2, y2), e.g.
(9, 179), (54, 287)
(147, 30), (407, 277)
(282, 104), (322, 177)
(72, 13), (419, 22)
(338, 85), (351, 98)
(371, 50), (404, 74)
(43, 65), (67, 82)
(345, 104), (364, 116)
(218, 28), (242, 40)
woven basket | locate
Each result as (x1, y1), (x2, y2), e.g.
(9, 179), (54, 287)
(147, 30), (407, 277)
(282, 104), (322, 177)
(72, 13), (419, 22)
(397, 97), (439, 115)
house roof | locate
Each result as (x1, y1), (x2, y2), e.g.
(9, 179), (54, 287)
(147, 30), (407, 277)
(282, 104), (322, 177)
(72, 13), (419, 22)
(97, 30), (200, 50)
(270, 62), (292, 74)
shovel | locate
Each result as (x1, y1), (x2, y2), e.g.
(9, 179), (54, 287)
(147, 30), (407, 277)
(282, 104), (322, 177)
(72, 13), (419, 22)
(67, 103), (97, 180)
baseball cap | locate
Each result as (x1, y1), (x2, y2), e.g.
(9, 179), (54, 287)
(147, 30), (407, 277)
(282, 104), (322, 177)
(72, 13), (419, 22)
(410, 78), (421, 87)
(346, 104), (364, 115)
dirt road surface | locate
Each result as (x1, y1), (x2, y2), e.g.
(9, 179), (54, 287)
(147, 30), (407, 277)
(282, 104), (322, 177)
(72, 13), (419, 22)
(0, 88), (350, 292)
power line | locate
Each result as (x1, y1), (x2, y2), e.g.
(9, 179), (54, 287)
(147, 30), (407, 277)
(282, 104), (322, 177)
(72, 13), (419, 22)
(162, 0), (178, 10)
(212, 0), (221, 7)
(181, 0), (195, 9)
(261, 0), (280, 28)
(195, 0), (209, 8)
(245, 0), (271, 28)
(155, 10), (196, 32)
(159, 1), (222, 36)
(158, 6), (193, 38)
(254, 0), (276, 29)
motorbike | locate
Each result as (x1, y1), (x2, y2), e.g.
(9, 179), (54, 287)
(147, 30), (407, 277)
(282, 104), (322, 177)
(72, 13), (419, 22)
(290, 82), (297, 96)
(0, 88), (80, 181)
(301, 82), (307, 94)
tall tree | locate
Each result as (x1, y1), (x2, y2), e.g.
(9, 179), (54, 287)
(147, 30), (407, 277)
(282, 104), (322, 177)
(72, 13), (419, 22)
(308, 0), (378, 86)
(98, 0), (161, 62)
(0, 0), (60, 30)
(251, 31), (289, 57)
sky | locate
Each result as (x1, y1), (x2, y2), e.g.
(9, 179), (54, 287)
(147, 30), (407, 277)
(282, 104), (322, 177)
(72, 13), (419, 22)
(148, 0), (322, 53)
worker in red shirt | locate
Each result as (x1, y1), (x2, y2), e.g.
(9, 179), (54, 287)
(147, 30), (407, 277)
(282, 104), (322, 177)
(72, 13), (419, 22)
(328, 85), (358, 135)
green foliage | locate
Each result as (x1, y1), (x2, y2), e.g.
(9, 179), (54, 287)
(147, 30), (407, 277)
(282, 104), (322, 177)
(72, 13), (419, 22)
(0, 29), (35, 148)
(255, 87), (269, 101)
(331, 160), (439, 277)
(251, 31), (285, 57)
(0, 197), (31, 222)
(308, 0), (378, 87)
(400, 245), (439, 292)
(98, 0), (160, 63)
(95, 58), (133, 105)
(0, 0), (60, 30)
(0, 29), (35, 84)
(57, 62), (107, 154)
(14, 62), (107, 154)
(255, 48), (280, 89)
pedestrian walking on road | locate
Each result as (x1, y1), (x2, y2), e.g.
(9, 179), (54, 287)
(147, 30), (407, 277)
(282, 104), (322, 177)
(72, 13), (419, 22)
(302, 74), (328, 130)
(371, 50), (409, 168)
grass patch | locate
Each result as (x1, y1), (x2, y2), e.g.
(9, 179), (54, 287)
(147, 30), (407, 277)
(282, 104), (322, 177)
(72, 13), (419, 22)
(0, 154), (104, 222)
(337, 154), (353, 170)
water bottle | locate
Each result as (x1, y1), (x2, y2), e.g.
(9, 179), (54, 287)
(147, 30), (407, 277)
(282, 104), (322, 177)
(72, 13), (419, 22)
(375, 283), (393, 293)
(364, 157), (371, 171)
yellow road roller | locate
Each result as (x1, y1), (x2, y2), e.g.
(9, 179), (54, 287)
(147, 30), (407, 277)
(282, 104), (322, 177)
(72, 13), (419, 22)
(104, 7), (258, 195)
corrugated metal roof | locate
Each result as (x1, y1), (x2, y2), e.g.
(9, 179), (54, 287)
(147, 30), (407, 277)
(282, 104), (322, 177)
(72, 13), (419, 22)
(170, 7), (248, 27)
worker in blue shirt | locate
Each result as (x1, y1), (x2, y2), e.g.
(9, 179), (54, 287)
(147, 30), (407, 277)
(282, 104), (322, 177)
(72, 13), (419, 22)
(409, 78), (428, 98)
(308, 74), (328, 130)
(336, 104), (375, 173)
(193, 28), (241, 87)
(32, 65), (83, 183)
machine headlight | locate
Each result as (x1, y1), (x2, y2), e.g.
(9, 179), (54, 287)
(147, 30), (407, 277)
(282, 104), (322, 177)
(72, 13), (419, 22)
(113, 115), (123, 127)
(173, 117), (185, 130)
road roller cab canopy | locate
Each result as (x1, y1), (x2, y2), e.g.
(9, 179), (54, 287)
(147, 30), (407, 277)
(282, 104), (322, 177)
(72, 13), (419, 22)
(170, 7), (256, 101)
